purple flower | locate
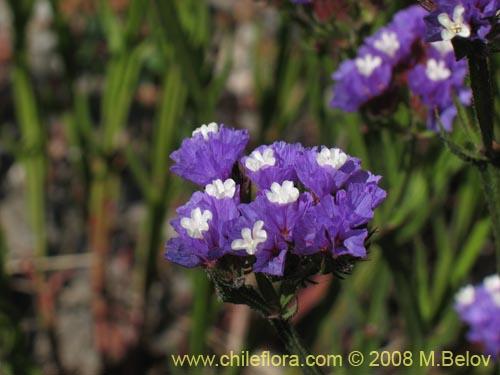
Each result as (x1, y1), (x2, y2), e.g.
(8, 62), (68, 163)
(407, 44), (471, 131)
(330, 5), (472, 132)
(294, 195), (368, 258)
(424, 1), (500, 44)
(165, 180), (240, 267)
(330, 52), (392, 112)
(241, 142), (303, 190)
(230, 181), (313, 275)
(295, 146), (361, 198)
(165, 126), (387, 276)
(455, 274), (500, 356)
(170, 123), (249, 186)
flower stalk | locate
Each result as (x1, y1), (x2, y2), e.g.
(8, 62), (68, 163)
(466, 43), (500, 273)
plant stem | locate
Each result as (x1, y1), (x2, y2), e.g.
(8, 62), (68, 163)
(467, 46), (494, 157)
(268, 318), (324, 375)
(479, 163), (500, 273)
(467, 47), (500, 273)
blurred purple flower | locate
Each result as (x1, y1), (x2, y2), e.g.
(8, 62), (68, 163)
(455, 274), (500, 357)
(330, 5), (471, 132)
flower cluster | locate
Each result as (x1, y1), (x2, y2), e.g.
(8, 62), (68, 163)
(165, 123), (386, 276)
(330, 5), (471, 132)
(455, 274), (500, 356)
(423, 0), (500, 44)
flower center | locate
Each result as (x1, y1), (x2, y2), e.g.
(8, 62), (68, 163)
(231, 221), (267, 255)
(266, 181), (299, 204)
(180, 208), (212, 239)
(245, 148), (276, 172)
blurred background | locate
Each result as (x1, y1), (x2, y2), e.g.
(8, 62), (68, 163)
(0, 0), (497, 374)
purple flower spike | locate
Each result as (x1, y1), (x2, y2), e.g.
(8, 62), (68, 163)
(170, 123), (249, 186)
(455, 274), (500, 357)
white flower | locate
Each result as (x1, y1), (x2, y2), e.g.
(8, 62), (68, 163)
(316, 147), (348, 169)
(455, 285), (475, 306)
(374, 32), (400, 58)
(192, 122), (219, 140)
(205, 179), (236, 199)
(438, 5), (471, 41)
(180, 208), (212, 239)
(484, 274), (500, 306)
(245, 148), (276, 172)
(430, 40), (454, 55)
(425, 59), (451, 81)
(231, 221), (267, 255)
(355, 54), (382, 77)
(266, 181), (299, 204)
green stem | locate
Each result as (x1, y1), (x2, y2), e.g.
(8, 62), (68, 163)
(267, 318), (324, 375)
(467, 48), (500, 273)
(467, 47), (494, 157)
(479, 163), (500, 273)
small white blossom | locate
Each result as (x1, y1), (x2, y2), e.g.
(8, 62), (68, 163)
(484, 275), (500, 306)
(266, 181), (299, 204)
(374, 32), (400, 58)
(425, 59), (451, 81)
(205, 179), (236, 199)
(355, 54), (382, 77)
(455, 285), (475, 306)
(316, 147), (348, 169)
(431, 40), (454, 55)
(483, 274), (500, 293)
(180, 208), (212, 239)
(245, 148), (276, 172)
(438, 5), (471, 41)
(231, 221), (267, 255)
(192, 122), (219, 140)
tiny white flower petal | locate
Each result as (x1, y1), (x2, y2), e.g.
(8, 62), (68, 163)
(192, 122), (219, 140)
(426, 59), (451, 81)
(455, 285), (475, 306)
(316, 148), (348, 169)
(437, 6), (470, 41)
(245, 148), (276, 172)
(205, 178), (236, 199)
(355, 54), (382, 77)
(374, 31), (400, 58)
(484, 274), (500, 293)
(431, 40), (454, 55)
(266, 181), (299, 204)
(231, 220), (267, 255)
(180, 208), (213, 239)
